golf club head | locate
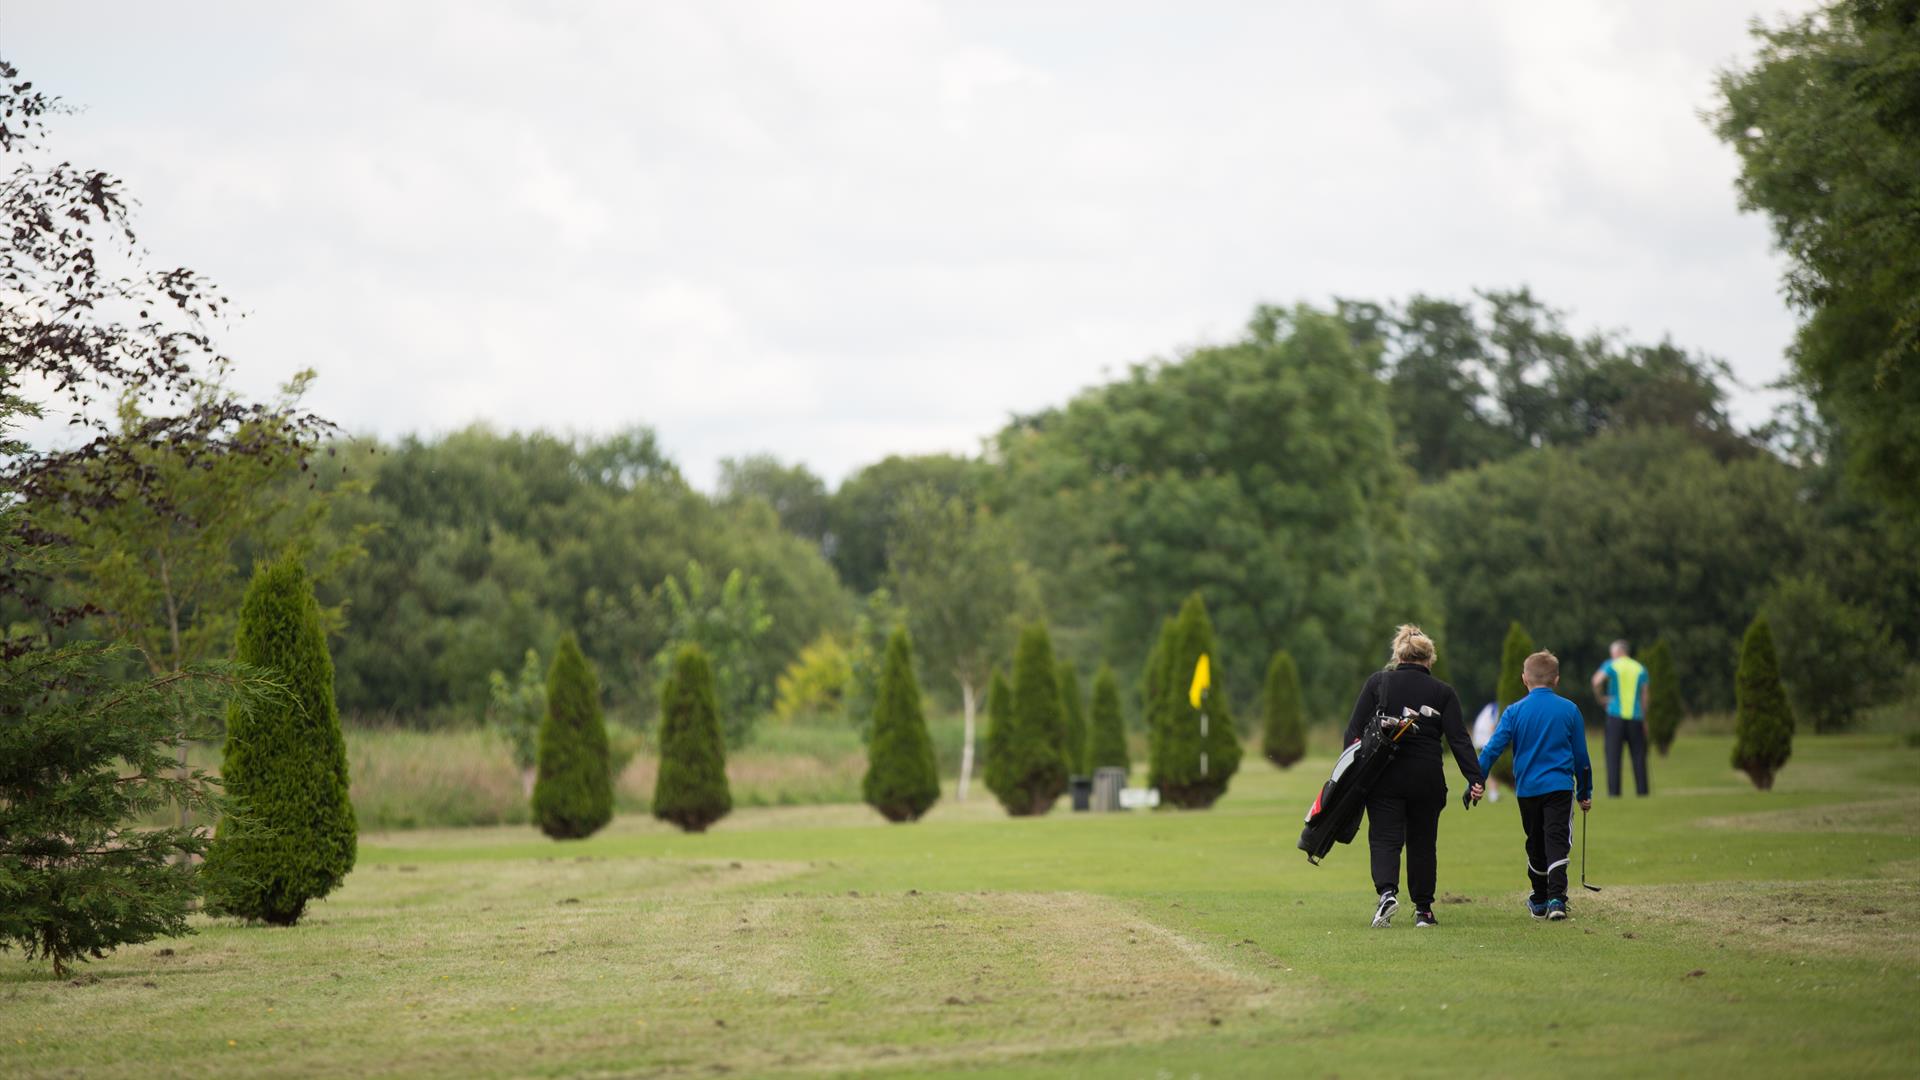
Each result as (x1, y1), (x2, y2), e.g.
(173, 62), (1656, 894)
(1581, 880), (1602, 892)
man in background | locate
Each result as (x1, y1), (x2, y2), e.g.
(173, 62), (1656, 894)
(1591, 640), (1649, 797)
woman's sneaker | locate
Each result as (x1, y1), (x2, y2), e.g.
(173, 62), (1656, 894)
(1372, 891), (1398, 928)
(1414, 910), (1438, 928)
(1546, 898), (1569, 921)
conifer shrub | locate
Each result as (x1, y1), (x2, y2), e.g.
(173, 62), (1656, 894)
(1140, 618), (1175, 782)
(206, 556), (357, 926)
(982, 669), (1013, 807)
(862, 628), (940, 822)
(988, 624), (1070, 816)
(1149, 594), (1242, 808)
(1261, 650), (1307, 768)
(1057, 662), (1088, 776)
(653, 644), (734, 832)
(1732, 617), (1795, 790)
(1644, 637), (1682, 756)
(1085, 663), (1130, 774)
(530, 633), (614, 839)
(1489, 621), (1534, 787)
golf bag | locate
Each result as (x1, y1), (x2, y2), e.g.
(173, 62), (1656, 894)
(1297, 707), (1425, 864)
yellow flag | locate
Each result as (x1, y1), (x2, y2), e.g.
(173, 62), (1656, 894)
(1188, 654), (1211, 709)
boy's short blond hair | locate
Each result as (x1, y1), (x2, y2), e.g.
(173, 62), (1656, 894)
(1522, 650), (1559, 686)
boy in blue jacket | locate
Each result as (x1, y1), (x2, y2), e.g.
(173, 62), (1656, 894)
(1475, 650), (1593, 920)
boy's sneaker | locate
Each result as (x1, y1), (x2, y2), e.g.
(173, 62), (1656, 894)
(1546, 898), (1569, 921)
(1414, 910), (1438, 928)
(1371, 891), (1398, 928)
(1528, 897), (1549, 920)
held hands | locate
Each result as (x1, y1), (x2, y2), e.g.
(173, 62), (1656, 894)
(1469, 782), (1485, 803)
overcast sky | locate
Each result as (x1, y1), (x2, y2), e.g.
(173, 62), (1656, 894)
(6, 1), (1815, 488)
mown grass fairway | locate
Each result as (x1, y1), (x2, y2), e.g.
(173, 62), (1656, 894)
(5, 733), (1918, 1078)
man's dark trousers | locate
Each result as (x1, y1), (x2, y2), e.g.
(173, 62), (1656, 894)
(1604, 715), (1649, 797)
(1517, 790), (1574, 904)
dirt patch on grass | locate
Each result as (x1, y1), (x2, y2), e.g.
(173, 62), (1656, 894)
(1588, 878), (1920, 964)
(615, 890), (1283, 1075)
(1696, 797), (1920, 837)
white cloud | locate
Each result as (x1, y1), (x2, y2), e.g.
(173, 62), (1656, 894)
(5, 0), (1817, 485)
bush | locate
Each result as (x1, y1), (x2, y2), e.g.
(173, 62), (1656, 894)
(1644, 638), (1682, 756)
(1086, 664), (1130, 773)
(982, 669), (1013, 803)
(487, 648), (545, 796)
(1261, 650), (1307, 768)
(206, 556), (357, 926)
(652, 644), (733, 832)
(773, 633), (851, 725)
(1149, 594), (1243, 808)
(862, 628), (940, 822)
(1732, 616), (1795, 790)
(988, 624), (1070, 816)
(1761, 573), (1900, 733)
(1489, 621), (1534, 786)
(530, 634), (614, 839)
(1058, 663), (1088, 776)
(1141, 618), (1175, 772)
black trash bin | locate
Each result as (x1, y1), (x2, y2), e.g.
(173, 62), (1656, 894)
(1069, 775), (1093, 811)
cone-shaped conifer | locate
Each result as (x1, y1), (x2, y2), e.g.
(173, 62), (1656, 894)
(1261, 650), (1307, 768)
(1085, 663), (1130, 774)
(1732, 617), (1794, 790)
(1644, 638), (1682, 757)
(206, 555), (356, 925)
(1058, 662), (1088, 776)
(1490, 621), (1535, 787)
(862, 628), (940, 822)
(1149, 594), (1242, 808)
(531, 633), (614, 839)
(653, 644), (733, 831)
(989, 623), (1069, 815)
(982, 669), (1013, 808)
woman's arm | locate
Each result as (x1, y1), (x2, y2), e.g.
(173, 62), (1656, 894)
(1440, 689), (1483, 784)
(1343, 673), (1379, 746)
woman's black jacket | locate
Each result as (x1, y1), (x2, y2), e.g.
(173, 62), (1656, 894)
(1342, 662), (1484, 787)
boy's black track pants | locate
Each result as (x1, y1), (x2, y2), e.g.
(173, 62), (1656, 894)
(1518, 790), (1575, 904)
(1604, 716), (1650, 797)
(1365, 767), (1446, 910)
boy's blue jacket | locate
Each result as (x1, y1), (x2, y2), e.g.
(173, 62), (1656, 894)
(1478, 687), (1593, 800)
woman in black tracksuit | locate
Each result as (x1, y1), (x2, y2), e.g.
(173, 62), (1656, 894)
(1343, 625), (1485, 928)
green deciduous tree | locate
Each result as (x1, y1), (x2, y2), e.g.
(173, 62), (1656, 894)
(487, 648), (546, 796)
(1643, 638), (1681, 756)
(829, 453), (987, 594)
(652, 644), (733, 832)
(982, 670), (1013, 803)
(1416, 430), (1815, 713)
(205, 556), (357, 925)
(530, 634), (613, 840)
(1732, 617), (1795, 790)
(888, 487), (1032, 801)
(862, 628), (940, 822)
(1057, 663), (1088, 776)
(1715, 1), (1920, 512)
(1761, 573), (1898, 733)
(988, 624), (1069, 816)
(1086, 663), (1129, 773)
(995, 304), (1431, 719)
(653, 562), (773, 747)
(717, 454), (832, 548)
(1261, 650), (1307, 768)
(1150, 595), (1243, 808)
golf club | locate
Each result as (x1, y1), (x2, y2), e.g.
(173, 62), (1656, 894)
(1581, 806), (1602, 892)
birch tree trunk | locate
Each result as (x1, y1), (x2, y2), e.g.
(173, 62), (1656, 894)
(957, 677), (977, 802)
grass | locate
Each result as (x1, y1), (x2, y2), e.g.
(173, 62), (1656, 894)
(9, 731), (1919, 1077)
